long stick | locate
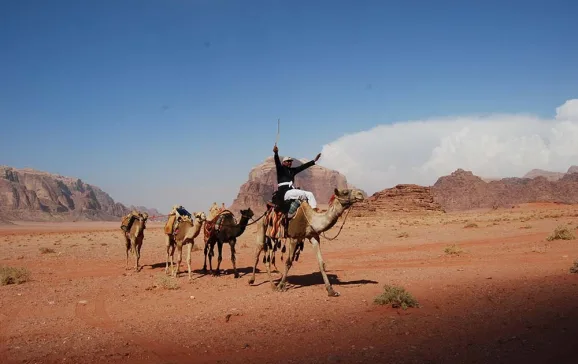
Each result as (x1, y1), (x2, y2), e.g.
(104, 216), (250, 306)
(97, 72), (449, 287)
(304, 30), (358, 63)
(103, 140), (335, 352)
(275, 118), (280, 146)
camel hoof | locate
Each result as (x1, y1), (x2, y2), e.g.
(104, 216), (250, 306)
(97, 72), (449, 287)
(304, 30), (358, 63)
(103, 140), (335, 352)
(327, 290), (340, 297)
(234, 273), (240, 279)
(248, 278), (255, 285)
(275, 283), (288, 292)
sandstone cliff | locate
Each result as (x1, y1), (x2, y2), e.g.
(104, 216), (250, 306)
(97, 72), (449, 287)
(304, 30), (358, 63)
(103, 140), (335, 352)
(357, 184), (444, 215)
(0, 166), (160, 222)
(432, 168), (578, 211)
(522, 169), (566, 181)
(228, 156), (366, 214)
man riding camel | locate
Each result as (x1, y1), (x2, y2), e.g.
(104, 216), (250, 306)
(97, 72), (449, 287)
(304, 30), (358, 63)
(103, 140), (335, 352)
(273, 144), (321, 211)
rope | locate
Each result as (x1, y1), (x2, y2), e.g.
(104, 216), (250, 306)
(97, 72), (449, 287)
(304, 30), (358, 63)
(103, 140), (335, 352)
(301, 197), (354, 241)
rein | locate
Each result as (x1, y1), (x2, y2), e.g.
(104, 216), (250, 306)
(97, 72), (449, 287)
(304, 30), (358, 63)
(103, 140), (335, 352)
(302, 193), (355, 241)
(204, 209), (267, 230)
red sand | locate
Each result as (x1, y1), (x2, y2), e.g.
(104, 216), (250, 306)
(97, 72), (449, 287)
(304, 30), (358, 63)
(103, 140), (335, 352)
(1, 203), (578, 363)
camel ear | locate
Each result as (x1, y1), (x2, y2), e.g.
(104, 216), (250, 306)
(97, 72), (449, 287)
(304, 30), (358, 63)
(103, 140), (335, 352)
(334, 188), (339, 196)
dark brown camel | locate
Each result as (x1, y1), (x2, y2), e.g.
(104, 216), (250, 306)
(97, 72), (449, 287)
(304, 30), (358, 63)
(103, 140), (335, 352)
(202, 208), (254, 278)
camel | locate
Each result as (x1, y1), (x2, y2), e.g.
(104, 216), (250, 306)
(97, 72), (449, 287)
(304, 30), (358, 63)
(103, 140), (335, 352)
(122, 212), (149, 272)
(165, 212), (207, 279)
(202, 208), (255, 278)
(248, 188), (365, 297)
(208, 202), (226, 220)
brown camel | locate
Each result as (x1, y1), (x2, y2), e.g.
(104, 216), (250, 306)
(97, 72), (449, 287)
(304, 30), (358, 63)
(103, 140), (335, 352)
(248, 188), (364, 296)
(122, 212), (149, 272)
(165, 212), (207, 279)
(202, 208), (254, 278)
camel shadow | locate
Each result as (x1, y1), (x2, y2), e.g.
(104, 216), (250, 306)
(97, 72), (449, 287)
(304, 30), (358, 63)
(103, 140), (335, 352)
(148, 262), (167, 270)
(286, 272), (378, 290)
(188, 266), (259, 278)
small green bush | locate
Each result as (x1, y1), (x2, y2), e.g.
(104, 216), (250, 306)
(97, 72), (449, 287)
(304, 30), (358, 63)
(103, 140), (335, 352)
(374, 284), (419, 310)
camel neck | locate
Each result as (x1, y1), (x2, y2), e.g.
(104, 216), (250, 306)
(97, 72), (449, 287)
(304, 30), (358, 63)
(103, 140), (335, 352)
(309, 199), (345, 232)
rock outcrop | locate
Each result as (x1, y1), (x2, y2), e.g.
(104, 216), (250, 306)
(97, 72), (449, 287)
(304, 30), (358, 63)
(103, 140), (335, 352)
(228, 157), (366, 214)
(129, 205), (162, 218)
(522, 169), (566, 181)
(0, 166), (160, 222)
(432, 168), (578, 211)
(357, 184), (444, 215)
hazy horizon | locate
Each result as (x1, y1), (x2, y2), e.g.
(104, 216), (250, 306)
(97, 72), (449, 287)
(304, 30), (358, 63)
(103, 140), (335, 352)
(2, 1), (577, 212)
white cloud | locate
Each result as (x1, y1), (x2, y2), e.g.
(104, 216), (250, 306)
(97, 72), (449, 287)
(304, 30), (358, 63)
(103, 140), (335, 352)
(320, 99), (578, 195)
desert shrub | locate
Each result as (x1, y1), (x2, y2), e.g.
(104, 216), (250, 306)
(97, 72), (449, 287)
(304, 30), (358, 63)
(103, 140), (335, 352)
(0, 266), (31, 285)
(546, 226), (575, 241)
(444, 244), (463, 255)
(156, 275), (179, 290)
(39, 247), (55, 254)
(397, 232), (409, 238)
(464, 222), (478, 228)
(374, 284), (419, 310)
(570, 260), (578, 274)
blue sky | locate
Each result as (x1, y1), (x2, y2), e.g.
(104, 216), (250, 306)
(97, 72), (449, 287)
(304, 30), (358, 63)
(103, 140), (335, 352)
(1, 0), (577, 213)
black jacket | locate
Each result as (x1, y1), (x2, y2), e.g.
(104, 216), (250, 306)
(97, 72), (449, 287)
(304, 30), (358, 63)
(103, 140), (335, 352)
(274, 152), (315, 185)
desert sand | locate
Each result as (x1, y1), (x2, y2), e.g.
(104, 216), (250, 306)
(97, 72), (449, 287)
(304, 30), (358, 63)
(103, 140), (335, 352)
(1, 202), (578, 364)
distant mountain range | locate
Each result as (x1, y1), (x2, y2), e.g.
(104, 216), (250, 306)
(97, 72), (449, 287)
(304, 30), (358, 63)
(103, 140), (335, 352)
(0, 166), (162, 222)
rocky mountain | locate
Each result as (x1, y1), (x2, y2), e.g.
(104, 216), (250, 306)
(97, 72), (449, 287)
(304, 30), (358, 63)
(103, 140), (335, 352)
(228, 156), (366, 214)
(357, 184), (444, 216)
(522, 169), (566, 181)
(129, 205), (162, 217)
(0, 166), (160, 222)
(431, 168), (578, 211)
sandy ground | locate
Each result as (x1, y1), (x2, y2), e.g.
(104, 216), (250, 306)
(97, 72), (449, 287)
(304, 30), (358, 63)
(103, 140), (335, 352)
(1, 202), (578, 364)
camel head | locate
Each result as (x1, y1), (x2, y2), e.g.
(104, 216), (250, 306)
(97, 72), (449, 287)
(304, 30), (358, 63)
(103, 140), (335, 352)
(193, 211), (207, 223)
(240, 207), (254, 220)
(332, 188), (365, 208)
(135, 212), (149, 230)
(138, 212), (149, 223)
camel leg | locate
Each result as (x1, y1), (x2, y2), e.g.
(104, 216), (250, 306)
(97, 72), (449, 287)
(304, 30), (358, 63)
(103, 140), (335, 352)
(311, 236), (339, 297)
(125, 243), (130, 270)
(136, 240), (143, 272)
(276, 238), (297, 292)
(187, 242), (193, 280)
(202, 239), (209, 273)
(208, 240), (215, 275)
(264, 244), (276, 290)
(164, 235), (171, 275)
(214, 240), (224, 276)
(230, 238), (239, 278)
(132, 239), (139, 271)
(174, 243), (183, 278)
(169, 244), (176, 276)
(125, 233), (131, 270)
(248, 236), (264, 285)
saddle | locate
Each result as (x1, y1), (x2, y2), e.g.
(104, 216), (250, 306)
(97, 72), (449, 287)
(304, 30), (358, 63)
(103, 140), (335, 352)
(203, 210), (234, 242)
(265, 190), (303, 239)
(121, 214), (138, 232)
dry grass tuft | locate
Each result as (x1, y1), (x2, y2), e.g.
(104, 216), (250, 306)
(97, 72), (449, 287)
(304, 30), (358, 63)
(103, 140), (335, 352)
(374, 284), (419, 310)
(396, 232), (409, 238)
(0, 266), (31, 286)
(39, 247), (55, 254)
(155, 275), (179, 290)
(444, 244), (463, 255)
(464, 222), (478, 228)
(546, 225), (575, 241)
